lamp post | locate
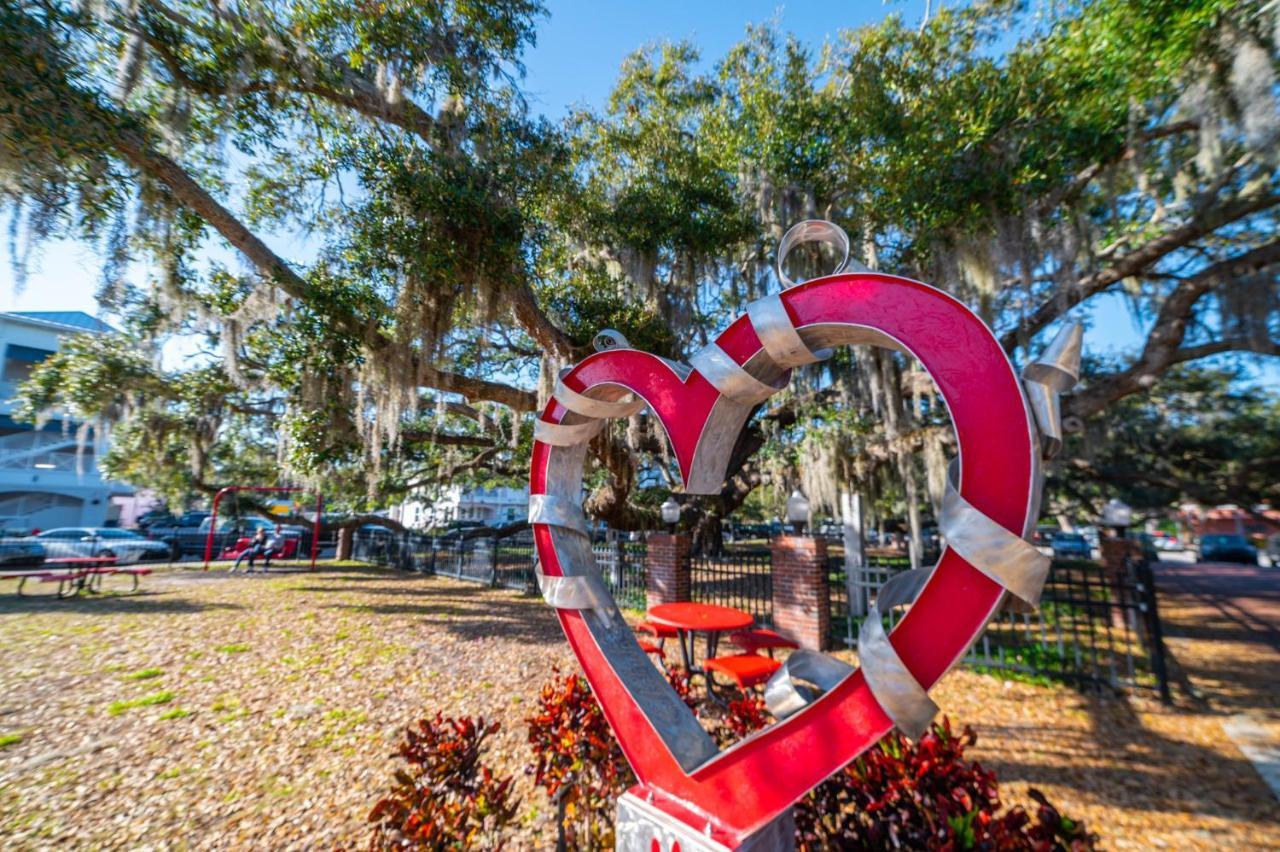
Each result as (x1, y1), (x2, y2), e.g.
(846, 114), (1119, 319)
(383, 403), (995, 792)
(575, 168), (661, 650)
(786, 489), (811, 535)
(660, 497), (681, 534)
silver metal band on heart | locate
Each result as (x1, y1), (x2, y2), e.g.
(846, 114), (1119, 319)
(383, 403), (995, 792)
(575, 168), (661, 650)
(529, 289), (1081, 741)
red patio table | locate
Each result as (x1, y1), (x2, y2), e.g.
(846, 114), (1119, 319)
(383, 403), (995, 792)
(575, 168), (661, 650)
(647, 602), (755, 674)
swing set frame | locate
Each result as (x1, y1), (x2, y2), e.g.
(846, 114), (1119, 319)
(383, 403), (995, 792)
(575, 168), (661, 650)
(202, 486), (323, 570)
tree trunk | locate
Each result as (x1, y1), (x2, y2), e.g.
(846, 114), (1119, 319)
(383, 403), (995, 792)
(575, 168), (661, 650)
(691, 511), (724, 558)
(336, 527), (353, 561)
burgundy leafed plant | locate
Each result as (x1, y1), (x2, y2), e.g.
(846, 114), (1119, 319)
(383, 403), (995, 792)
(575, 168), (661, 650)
(796, 717), (1099, 851)
(524, 669), (636, 848)
(368, 712), (517, 851)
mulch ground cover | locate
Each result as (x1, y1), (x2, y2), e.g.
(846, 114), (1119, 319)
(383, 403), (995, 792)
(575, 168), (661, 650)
(0, 564), (1275, 849)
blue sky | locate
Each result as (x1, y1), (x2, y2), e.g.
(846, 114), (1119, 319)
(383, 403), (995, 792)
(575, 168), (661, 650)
(0, 1), (1273, 386)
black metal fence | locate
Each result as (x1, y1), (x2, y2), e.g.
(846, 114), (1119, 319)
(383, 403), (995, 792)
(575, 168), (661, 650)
(349, 528), (649, 608)
(833, 554), (1171, 697)
(691, 547), (773, 623)
(347, 528), (1170, 698)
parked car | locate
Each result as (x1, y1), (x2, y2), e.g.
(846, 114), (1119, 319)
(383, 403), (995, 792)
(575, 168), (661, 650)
(144, 511), (214, 557)
(1051, 532), (1092, 560)
(1196, 534), (1258, 565)
(35, 527), (172, 564)
(0, 535), (44, 569)
(1031, 525), (1060, 547)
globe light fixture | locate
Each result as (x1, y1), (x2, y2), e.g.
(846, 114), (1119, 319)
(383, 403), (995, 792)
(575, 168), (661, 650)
(660, 497), (681, 533)
(1101, 498), (1132, 533)
(786, 489), (811, 535)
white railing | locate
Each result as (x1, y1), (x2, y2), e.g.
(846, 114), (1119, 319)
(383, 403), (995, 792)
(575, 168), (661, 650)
(0, 433), (86, 470)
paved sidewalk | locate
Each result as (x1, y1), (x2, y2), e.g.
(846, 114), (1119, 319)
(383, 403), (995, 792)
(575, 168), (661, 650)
(1154, 559), (1280, 800)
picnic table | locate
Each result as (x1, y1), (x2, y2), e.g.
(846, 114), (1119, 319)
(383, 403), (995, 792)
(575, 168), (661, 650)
(0, 557), (152, 598)
(41, 556), (119, 597)
(646, 602), (755, 673)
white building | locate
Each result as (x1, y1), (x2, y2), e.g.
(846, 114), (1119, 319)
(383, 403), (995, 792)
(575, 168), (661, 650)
(0, 311), (133, 530)
(391, 484), (528, 530)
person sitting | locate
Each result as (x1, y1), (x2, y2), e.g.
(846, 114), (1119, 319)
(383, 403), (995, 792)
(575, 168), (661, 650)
(231, 528), (270, 573)
(260, 526), (282, 571)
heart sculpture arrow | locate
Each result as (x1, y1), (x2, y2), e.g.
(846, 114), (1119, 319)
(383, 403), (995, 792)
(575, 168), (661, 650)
(527, 229), (1080, 849)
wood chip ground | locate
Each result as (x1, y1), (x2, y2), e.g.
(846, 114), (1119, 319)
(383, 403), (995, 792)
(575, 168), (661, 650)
(0, 565), (1275, 849)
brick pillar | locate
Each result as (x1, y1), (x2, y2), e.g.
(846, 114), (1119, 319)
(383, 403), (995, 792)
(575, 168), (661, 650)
(1100, 536), (1139, 578)
(771, 535), (830, 651)
(646, 533), (691, 608)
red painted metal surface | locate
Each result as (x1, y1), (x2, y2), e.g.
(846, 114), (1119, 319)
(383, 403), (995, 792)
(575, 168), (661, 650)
(703, 654), (782, 689)
(648, 602), (755, 633)
(529, 273), (1038, 843)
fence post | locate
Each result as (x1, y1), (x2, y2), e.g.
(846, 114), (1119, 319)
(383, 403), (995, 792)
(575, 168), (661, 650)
(646, 533), (691, 608)
(771, 535), (830, 651)
(607, 529), (624, 588)
(489, 536), (499, 588)
(1132, 557), (1173, 703)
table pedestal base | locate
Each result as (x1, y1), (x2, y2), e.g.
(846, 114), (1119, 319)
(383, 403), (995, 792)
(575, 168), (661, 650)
(616, 789), (795, 852)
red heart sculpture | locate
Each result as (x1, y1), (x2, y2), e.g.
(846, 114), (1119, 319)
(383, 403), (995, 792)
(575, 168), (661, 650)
(529, 273), (1038, 845)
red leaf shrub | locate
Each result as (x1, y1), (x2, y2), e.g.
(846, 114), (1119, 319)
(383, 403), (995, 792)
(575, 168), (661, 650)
(367, 713), (518, 850)
(524, 672), (1098, 851)
(796, 718), (1099, 851)
(524, 669), (636, 848)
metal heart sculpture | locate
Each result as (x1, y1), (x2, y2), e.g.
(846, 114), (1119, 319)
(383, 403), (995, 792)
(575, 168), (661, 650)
(527, 227), (1081, 849)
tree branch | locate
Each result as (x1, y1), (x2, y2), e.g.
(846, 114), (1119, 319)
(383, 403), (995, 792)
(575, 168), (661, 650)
(1002, 193), (1280, 352)
(1068, 238), (1280, 418)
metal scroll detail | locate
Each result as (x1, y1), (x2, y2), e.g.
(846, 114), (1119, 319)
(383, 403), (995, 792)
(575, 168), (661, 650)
(533, 417), (603, 446)
(746, 294), (832, 368)
(1022, 323), (1083, 459)
(689, 342), (785, 405)
(554, 378), (645, 419)
(776, 219), (853, 289)
(940, 462), (1050, 609)
(764, 649), (855, 721)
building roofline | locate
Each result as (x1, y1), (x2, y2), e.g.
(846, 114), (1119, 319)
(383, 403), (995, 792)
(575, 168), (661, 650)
(1, 311), (117, 334)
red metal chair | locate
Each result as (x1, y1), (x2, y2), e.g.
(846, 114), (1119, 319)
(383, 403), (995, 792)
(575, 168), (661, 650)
(728, 628), (799, 658)
(637, 638), (667, 672)
(704, 654), (782, 691)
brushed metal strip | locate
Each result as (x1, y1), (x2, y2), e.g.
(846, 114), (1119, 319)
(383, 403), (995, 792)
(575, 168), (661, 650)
(746, 294), (830, 368)
(689, 343), (785, 405)
(554, 379), (645, 419)
(528, 492), (589, 537)
(534, 417), (604, 446)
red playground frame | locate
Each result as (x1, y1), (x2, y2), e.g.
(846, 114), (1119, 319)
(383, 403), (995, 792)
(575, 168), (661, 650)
(202, 486), (323, 570)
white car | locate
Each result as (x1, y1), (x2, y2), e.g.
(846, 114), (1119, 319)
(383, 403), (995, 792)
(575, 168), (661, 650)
(35, 528), (172, 565)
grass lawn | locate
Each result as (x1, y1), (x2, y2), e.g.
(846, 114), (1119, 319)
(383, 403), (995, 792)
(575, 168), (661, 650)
(0, 564), (1274, 849)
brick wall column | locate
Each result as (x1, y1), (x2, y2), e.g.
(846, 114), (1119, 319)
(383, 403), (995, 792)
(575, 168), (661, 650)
(646, 533), (691, 608)
(771, 535), (830, 651)
(1100, 536), (1139, 578)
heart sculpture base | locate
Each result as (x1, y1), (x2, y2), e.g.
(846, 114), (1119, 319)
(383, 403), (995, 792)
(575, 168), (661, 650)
(616, 787), (796, 852)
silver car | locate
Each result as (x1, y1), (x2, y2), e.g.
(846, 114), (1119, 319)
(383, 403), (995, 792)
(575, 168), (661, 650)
(35, 527), (172, 565)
